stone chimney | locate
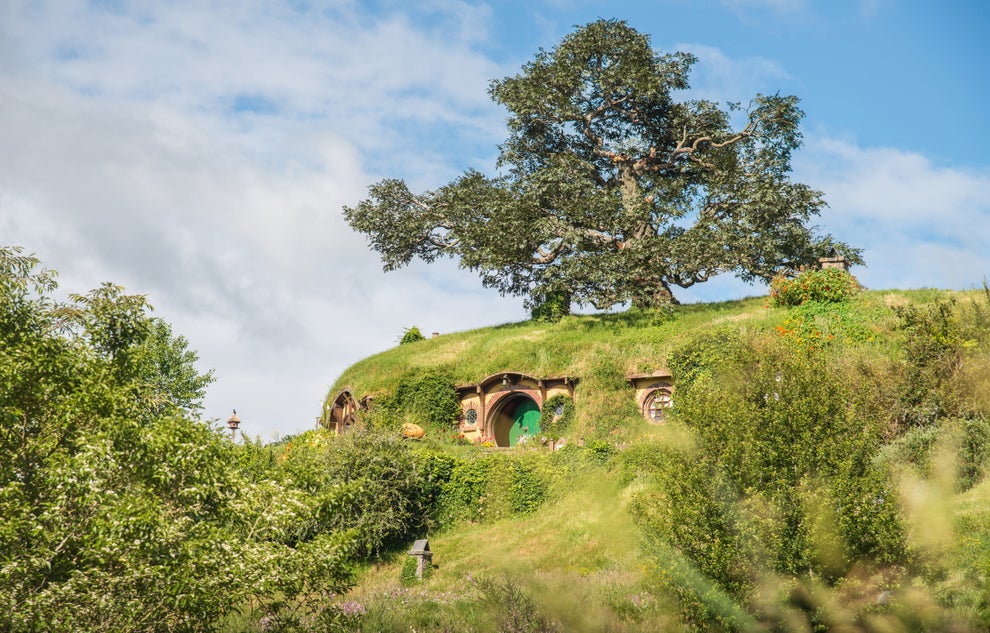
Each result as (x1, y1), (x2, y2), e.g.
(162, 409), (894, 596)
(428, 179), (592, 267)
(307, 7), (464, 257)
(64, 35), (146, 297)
(818, 248), (848, 272)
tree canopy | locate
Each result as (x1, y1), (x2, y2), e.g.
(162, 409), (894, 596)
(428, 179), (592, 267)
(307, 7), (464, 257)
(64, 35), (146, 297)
(345, 19), (861, 309)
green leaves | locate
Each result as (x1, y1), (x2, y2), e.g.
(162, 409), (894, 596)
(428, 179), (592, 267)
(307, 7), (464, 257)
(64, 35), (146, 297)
(770, 267), (862, 307)
(345, 20), (861, 309)
(0, 249), (470, 630)
(371, 368), (461, 431)
(0, 249), (233, 630)
(399, 325), (426, 344)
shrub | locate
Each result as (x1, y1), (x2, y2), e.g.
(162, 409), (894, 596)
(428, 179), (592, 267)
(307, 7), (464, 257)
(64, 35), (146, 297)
(585, 439), (616, 464)
(474, 575), (560, 633)
(399, 325), (426, 344)
(530, 291), (570, 323)
(437, 457), (492, 526)
(627, 335), (906, 620)
(281, 430), (431, 555)
(668, 327), (747, 387)
(769, 267), (861, 307)
(504, 459), (549, 515)
(434, 453), (556, 527)
(874, 417), (990, 492)
(895, 298), (966, 427)
(958, 416), (990, 489)
(374, 368), (461, 430)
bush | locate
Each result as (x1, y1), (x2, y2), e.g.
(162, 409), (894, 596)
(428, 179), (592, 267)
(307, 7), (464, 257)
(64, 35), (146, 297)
(627, 334), (907, 620)
(530, 291), (571, 323)
(958, 417), (990, 489)
(770, 267), (860, 307)
(435, 453), (556, 527)
(399, 326), (426, 344)
(874, 417), (990, 491)
(585, 439), (616, 464)
(277, 430), (431, 555)
(668, 328), (747, 387)
(374, 368), (461, 430)
(437, 457), (492, 526)
(474, 575), (560, 633)
(895, 298), (965, 427)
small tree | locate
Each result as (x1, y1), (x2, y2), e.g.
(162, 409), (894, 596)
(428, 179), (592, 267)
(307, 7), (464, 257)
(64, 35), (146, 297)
(345, 19), (861, 308)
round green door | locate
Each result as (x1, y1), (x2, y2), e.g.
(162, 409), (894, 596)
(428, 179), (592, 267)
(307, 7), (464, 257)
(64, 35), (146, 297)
(508, 398), (541, 446)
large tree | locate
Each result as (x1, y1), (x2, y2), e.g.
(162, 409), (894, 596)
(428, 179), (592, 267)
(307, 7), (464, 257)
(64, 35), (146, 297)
(345, 19), (861, 309)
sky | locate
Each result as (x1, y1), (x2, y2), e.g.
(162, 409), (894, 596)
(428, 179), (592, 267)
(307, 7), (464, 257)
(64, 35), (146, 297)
(2, 0), (988, 439)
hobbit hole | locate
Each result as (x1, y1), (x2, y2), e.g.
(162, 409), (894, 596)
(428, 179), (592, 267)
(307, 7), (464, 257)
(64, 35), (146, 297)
(454, 372), (575, 445)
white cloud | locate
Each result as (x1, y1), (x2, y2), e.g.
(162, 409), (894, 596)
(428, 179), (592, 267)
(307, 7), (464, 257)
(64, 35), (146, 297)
(797, 137), (990, 291)
(672, 136), (990, 302)
(672, 43), (791, 105)
(0, 0), (525, 439)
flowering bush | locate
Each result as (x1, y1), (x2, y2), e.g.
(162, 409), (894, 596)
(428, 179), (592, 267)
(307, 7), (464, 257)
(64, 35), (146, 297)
(769, 267), (860, 307)
(775, 314), (832, 352)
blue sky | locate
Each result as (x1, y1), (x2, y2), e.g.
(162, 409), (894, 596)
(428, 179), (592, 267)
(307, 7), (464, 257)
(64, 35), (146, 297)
(2, 0), (988, 438)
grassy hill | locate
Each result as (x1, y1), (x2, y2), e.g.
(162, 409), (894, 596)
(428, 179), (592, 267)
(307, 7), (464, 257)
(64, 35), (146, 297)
(320, 283), (990, 632)
(327, 287), (977, 443)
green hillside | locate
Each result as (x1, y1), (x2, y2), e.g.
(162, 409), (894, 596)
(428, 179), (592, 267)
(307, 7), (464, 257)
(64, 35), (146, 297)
(321, 280), (990, 632)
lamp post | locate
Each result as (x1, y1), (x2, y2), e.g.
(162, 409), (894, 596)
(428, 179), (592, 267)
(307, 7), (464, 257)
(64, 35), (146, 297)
(227, 409), (241, 441)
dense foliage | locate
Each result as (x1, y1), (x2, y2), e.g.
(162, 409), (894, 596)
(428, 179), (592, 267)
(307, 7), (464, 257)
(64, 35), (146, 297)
(769, 267), (861, 307)
(345, 19), (861, 309)
(540, 394), (575, 441)
(0, 248), (444, 632)
(367, 368), (462, 434)
(530, 291), (571, 322)
(619, 290), (990, 630)
(399, 326), (426, 345)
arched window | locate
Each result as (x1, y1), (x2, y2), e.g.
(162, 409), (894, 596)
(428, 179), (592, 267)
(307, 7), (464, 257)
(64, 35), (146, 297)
(645, 389), (673, 423)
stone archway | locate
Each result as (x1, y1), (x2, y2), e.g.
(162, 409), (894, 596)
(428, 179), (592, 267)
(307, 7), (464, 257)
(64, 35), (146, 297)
(489, 393), (541, 447)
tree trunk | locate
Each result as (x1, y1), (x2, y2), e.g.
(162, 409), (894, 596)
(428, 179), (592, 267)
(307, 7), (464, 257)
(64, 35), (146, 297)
(631, 283), (678, 308)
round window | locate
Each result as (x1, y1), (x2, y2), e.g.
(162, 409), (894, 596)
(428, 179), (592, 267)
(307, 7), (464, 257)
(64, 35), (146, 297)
(465, 408), (478, 425)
